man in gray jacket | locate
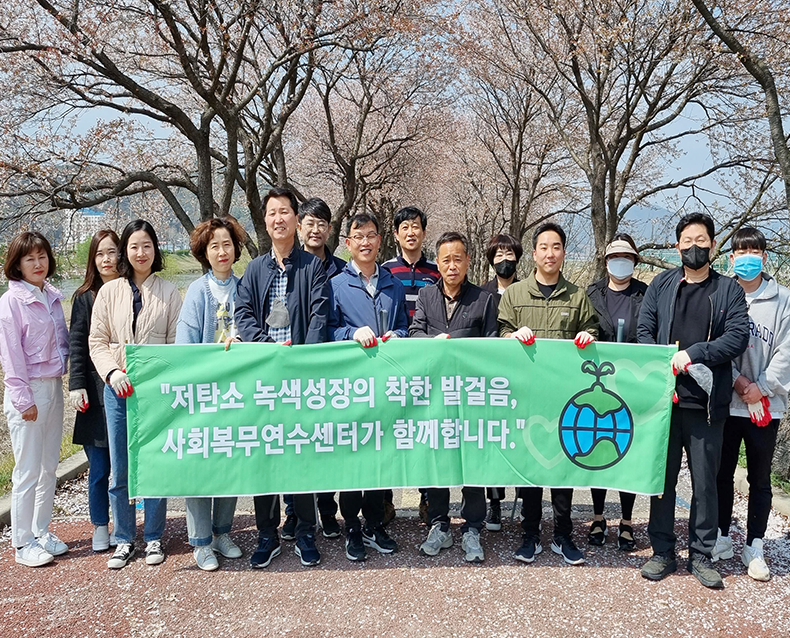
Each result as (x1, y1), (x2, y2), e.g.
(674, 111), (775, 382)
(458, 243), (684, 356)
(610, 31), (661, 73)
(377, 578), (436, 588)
(713, 227), (790, 581)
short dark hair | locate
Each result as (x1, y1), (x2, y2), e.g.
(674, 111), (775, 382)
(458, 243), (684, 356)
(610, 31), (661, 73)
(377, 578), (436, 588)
(676, 213), (715, 242)
(532, 222), (566, 249)
(190, 216), (246, 270)
(263, 187), (299, 216)
(74, 229), (121, 299)
(298, 198), (332, 224)
(346, 213), (380, 235)
(393, 206), (427, 231)
(485, 233), (523, 265)
(117, 219), (164, 278)
(731, 226), (766, 252)
(436, 232), (468, 254)
(4, 231), (56, 281)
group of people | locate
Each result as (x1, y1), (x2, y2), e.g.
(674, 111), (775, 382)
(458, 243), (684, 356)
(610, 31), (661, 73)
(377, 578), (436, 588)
(1, 186), (787, 591)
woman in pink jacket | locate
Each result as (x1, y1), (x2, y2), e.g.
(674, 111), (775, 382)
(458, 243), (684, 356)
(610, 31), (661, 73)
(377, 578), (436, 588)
(0, 232), (69, 567)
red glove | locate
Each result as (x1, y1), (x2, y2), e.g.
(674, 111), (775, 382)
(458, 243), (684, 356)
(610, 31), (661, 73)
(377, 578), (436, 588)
(574, 332), (594, 349)
(757, 396), (772, 427)
(672, 392), (679, 404)
(381, 333), (392, 342)
(281, 339), (292, 346)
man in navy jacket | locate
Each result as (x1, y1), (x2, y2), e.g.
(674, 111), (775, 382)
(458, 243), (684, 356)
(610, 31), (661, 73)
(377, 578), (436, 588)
(329, 212), (407, 561)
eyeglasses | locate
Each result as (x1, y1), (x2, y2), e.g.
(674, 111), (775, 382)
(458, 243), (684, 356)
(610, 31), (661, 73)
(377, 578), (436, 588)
(302, 220), (329, 232)
(349, 233), (380, 243)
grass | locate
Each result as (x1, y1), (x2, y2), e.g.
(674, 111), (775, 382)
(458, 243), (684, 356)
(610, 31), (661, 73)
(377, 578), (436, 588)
(737, 442), (790, 495)
(0, 437), (83, 497)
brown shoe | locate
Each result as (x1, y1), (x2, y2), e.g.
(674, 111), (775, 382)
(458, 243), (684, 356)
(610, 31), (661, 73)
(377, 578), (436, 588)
(383, 500), (396, 526)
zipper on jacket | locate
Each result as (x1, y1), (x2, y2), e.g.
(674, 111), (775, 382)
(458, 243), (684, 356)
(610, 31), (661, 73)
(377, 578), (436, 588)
(705, 295), (714, 425)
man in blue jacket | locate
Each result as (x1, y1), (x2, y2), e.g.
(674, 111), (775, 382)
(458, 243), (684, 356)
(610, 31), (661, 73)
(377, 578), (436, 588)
(234, 187), (329, 570)
(637, 213), (749, 589)
(329, 212), (407, 561)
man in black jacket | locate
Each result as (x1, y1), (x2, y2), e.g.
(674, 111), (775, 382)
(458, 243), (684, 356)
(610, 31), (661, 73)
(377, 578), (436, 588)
(637, 213), (748, 589)
(234, 187), (329, 570)
(410, 232), (497, 562)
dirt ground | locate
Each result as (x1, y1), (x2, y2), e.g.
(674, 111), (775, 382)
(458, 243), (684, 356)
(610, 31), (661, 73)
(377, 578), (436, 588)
(1, 470), (789, 638)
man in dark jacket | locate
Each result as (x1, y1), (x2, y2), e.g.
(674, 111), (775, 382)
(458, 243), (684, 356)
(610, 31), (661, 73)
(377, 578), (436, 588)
(297, 197), (346, 279)
(410, 232), (497, 562)
(637, 213), (749, 589)
(234, 187), (329, 570)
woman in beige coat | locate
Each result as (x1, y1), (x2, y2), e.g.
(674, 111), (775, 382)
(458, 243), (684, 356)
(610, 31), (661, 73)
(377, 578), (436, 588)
(89, 220), (182, 570)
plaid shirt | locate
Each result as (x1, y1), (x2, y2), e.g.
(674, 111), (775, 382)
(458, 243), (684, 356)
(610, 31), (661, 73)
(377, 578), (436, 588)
(265, 251), (292, 343)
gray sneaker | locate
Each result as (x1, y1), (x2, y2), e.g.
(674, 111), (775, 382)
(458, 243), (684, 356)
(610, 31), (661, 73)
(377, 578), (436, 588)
(420, 522), (453, 556)
(687, 553), (724, 589)
(194, 545), (219, 571)
(461, 529), (484, 563)
(641, 552), (677, 581)
(211, 533), (242, 559)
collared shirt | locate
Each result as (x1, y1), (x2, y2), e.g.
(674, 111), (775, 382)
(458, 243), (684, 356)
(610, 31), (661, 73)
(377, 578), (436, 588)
(350, 261), (379, 298)
(441, 282), (461, 322)
(265, 249), (292, 344)
(22, 279), (49, 309)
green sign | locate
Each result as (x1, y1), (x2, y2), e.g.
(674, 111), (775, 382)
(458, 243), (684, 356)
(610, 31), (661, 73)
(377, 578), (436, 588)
(125, 339), (676, 498)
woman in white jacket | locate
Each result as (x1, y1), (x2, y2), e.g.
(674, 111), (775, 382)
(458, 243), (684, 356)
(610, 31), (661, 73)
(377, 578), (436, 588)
(89, 220), (182, 570)
(713, 227), (790, 581)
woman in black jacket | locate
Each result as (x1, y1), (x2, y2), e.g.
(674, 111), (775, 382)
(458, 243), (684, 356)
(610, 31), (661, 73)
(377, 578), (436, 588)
(68, 229), (120, 552)
(585, 233), (647, 550)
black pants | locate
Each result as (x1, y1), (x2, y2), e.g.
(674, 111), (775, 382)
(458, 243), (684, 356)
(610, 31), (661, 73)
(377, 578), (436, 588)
(590, 489), (636, 520)
(519, 487), (573, 538)
(717, 415), (779, 544)
(340, 490), (385, 531)
(254, 493), (316, 539)
(648, 406), (723, 557)
(284, 492), (338, 518)
(487, 487), (507, 501)
(426, 487), (486, 532)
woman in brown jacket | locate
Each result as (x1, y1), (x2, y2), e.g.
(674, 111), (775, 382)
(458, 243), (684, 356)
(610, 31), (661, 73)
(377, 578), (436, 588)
(89, 220), (182, 570)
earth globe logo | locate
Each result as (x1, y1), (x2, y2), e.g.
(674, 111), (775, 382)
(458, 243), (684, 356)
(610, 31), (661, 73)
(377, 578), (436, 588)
(559, 360), (633, 470)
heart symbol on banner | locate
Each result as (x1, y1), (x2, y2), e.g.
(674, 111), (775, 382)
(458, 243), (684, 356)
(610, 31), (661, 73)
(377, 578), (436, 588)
(608, 358), (670, 426)
(522, 416), (565, 469)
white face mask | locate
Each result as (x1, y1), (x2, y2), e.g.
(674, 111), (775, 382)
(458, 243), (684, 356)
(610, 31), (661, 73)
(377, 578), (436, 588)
(607, 257), (635, 280)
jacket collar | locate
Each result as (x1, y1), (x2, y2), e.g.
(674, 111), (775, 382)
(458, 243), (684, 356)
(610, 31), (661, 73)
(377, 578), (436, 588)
(525, 271), (569, 298)
(9, 279), (63, 305)
(438, 277), (469, 301)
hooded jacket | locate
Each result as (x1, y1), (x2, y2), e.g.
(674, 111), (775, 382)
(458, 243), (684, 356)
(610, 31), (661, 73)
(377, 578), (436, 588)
(586, 276), (648, 343)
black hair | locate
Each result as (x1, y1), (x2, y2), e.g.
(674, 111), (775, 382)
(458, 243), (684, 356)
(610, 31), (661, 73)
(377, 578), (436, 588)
(263, 187), (299, 216)
(393, 206), (427, 231)
(298, 198), (332, 223)
(435, 231), (469, 254)
(485, 233), (523, 265)
(346, 213), (380, 235)
(609, 232), (640, 264)
(117, 219), (164, 278)
(731, 226), (766, 252)
(532, 222), (566, 249)
(676, 213), (715, 242)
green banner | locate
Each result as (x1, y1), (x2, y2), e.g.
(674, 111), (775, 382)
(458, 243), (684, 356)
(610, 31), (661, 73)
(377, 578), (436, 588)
(125, 339), (677, 498)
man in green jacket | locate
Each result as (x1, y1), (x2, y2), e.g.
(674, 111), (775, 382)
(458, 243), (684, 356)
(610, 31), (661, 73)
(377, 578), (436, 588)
(498, 222), (599, 566)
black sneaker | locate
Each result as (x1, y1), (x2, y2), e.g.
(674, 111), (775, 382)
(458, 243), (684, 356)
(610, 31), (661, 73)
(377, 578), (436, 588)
(250, 535), (281, 569)
(107, 542), (135, 569)
(485, 500), (502, 532)
(551, 535), (585, 565)
(617, 522), (636, 551)
(345, 529), (367, 562)
(363, 526), (398, 554)
(281, 514), (297, 541)
(294, 534), (321, 566)
(321, 515), (342, 539)
(687, 553), (724, 589)
(514, 535), (542, 563)
(641, 552), (677, 581)
(587, 518), (607, 546)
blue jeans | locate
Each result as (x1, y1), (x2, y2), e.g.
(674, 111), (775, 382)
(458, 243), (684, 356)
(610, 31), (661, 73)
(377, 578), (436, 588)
(104, 385), (167, 544)
(185, 497), (237, 546)
(84, 444), (111, 527)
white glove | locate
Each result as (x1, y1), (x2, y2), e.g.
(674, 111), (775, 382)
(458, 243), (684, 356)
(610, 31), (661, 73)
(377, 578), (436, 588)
(69, 389), (89, 412)
(353, 326), (378, 348)
(109, 370), (133, 398)
(671, 350), (692, 375)
(511, 326), (535, 345)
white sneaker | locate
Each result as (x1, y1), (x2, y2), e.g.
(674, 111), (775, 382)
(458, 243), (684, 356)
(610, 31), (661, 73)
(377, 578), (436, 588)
(211, 533), (242, 559)
(145, 540), (165, 565)
(711, 531), (733, 562)
(37, 531), (68, 556)
(461, 529), (485, 563)
(93, 525), (110, 552)
(194, 545), (219, 571)
(420, 522), (453, 556)
(742, 538), (770, 581)
(16, 541), (54, 567)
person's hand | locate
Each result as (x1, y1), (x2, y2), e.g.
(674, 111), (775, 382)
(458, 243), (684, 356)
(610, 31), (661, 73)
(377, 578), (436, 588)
(353, 326), (378, 348)
(671, 350), (692, 375)
(741, 382), (763, 405)
(734, 374), (751, 396)
(511, 326), (535, 345)
(21, 405), (38, 422)
(109, 370), (133, 398)
(224, 336), (241, 351)
(281, 339), (292, 346)
(381, 331), (398, 342)
(747, 398), (771, 427)
(69, 389), (89, 412)
(434, 333), (450, 339)
(574, 331), (595, 349)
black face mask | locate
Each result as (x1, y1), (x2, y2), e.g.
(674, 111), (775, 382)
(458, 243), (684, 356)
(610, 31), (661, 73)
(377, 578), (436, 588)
(494, 259), (517, 279)
(680, 245), (710, 271)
